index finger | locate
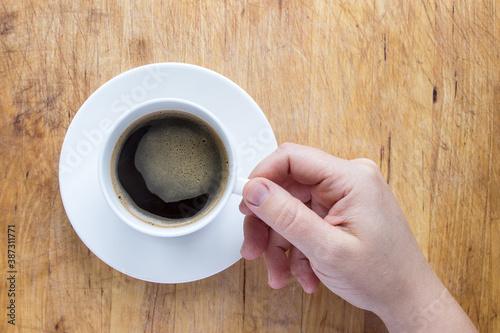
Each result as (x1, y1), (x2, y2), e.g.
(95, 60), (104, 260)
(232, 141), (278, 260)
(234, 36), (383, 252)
(250, 142), (351, 185)
(249, 143), (354, 207)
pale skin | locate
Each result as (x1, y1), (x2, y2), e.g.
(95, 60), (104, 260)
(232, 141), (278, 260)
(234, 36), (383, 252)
(239, 143), (477, 332)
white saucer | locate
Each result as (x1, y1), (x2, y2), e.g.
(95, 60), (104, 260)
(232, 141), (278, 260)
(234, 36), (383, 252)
(59, 63), (277, 283)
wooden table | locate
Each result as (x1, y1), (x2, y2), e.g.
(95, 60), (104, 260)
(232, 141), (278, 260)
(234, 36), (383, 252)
(1, 0), (498, 331)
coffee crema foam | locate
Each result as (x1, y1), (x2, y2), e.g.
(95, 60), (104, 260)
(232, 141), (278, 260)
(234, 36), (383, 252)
(110, 111), (230, 227)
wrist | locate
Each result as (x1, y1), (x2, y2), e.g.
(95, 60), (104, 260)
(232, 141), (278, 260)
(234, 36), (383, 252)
(384, 287), (450, 332)
(374, 259), (446, 331)
(385, 288), (477, 332)
(376, 266), (477, 332)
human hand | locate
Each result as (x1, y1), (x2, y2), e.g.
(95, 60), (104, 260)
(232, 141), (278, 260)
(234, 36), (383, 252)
(239, 143), (476, 332)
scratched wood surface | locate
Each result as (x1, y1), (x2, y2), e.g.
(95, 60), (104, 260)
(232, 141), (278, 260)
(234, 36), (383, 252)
(0, 0), (498, 332)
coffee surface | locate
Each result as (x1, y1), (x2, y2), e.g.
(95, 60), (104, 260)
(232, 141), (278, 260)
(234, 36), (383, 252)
(112, 111), (229, 223)
(135, 117), (223, 203)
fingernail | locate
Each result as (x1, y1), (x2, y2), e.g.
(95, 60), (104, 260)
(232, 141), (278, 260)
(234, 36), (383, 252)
(268, 269), (272, 285)
(246, 182), (269, 207)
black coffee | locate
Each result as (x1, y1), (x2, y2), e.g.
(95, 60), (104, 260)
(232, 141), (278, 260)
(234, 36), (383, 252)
(111, 111), (229, 226)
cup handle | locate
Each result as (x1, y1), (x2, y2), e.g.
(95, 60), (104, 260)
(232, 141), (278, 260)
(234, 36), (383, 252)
(233, 177), (249, 196)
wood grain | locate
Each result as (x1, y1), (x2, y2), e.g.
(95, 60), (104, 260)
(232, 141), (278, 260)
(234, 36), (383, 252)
(1, 0), (498, 331)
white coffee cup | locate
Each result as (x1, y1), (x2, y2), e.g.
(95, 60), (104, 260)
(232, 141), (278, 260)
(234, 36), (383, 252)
(98, 98), (248, 237)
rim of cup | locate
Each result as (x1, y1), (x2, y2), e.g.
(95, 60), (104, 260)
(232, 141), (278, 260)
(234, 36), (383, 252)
(98, 98), (238, 237)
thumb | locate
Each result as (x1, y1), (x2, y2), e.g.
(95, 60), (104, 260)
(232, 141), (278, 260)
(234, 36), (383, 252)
(243, 177), (337, 258)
